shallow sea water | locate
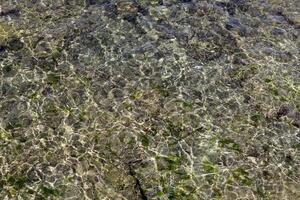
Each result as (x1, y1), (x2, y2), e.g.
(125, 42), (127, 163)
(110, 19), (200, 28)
(0, 0), (299, 199)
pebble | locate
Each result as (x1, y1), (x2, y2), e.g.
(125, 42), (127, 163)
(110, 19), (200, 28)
(284, 12), (300, 27)
(225, 17), (251, 36)
(7, 37), (23, 51)
(0, 4), (19, 17)
(276, 105), (289, 119)
(271, 27), (286, 35)
(180, 0), (192, 3)
(225, 18), (242, 30)
(116, 1), (137, 16)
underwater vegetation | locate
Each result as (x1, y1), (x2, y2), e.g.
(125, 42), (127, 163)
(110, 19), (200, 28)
(0, 0), (299, 199)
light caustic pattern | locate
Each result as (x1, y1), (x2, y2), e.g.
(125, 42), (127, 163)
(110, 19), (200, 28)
(0, 0), (299, 199)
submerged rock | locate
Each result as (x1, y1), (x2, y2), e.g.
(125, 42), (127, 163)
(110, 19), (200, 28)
(284, 11), (300, 27)
(0, 4), (19, 17)
(271, 27), (286, 35)
(225, 17), (252, 36)
(0, 1), (299, 200)
(7, 37), (23, 50)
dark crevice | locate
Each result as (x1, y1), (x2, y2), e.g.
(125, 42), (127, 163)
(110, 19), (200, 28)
(84, 0), (110, 7)
(0, 8), (20, 17)
(0, 45), (6, 52)
(279, 12), (300, 29)
(128, 164), (148, 200)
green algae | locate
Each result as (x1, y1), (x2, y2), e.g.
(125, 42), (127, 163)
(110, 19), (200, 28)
(46, 73), (60, 85)
(182, 101), (194, 109)
(250, 112), (264, 123)
(40, 186), (58, 197)
(168, 188), (191, 200)
(6, 175), (29, 190)
(219, 138), (241, 152)
(0, 1), (299, 199)
(232, 168), (253, 186)
(0, 130), (12, 142)
(151, 84), (170, 97)
(140, 134), (150, 147)
(156, 155), (182, 171)
(202, 160), (217, 174)
(2, 65), (17, 77)
(0, 22), (14, 43)
(295, 143), (300, 149)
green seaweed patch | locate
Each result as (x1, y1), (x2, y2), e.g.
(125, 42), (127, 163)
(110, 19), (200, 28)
(294, 143), (300, 149)
(40, 185), (58, 197)
(250, 112), (264, 124)
(212, 190), (222, 200)
(7, 175), (16, 184)
(202, 159), (218, 184)
(168, 188), (192, 200)
(0, 22), (16, 43)
(175, 99), (194, 109)
(5, 122), (24, 130)
(44, 101), (59, 114)
(156, 155), (182, 171)
(46, 73), (60, 85)
(269, 88), (279, 97)
(140, 134), (150, 147)
(27, 189), (35, 194)
(229, 65), (258, 80)
(7, 37), (23, 51)
(6, 116), (33, 130)
(165, 120), (184, 138)
(0, 130), (12, 141)
(130, 89), (142, 99)
(202, 160), (216, 173)
(122, 101), (134, 110)
(232, 167), (253, 186)
(151, 84), (170, 97)
(2, 65), (17, 77)
(219, 138), (241, 152)
(182, 101), (193, 109)
(78, 112), (86, 121)
(279, 96), (288, 102)
(15, 177), (29, 189)
(165, 155), (181, 171)
(175, 170), (191, 180)
(265, 78), (273, 83)
(159, 176), (167, 193)
(62, 106), (72, 113)
(6, 176), (29, 189)
(255, 186), (269, 199)
(138, 0), (162, 6)
(3, 118), (32, 132)
(51, 48), (63, 60)
(155, 190), (164, 197)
